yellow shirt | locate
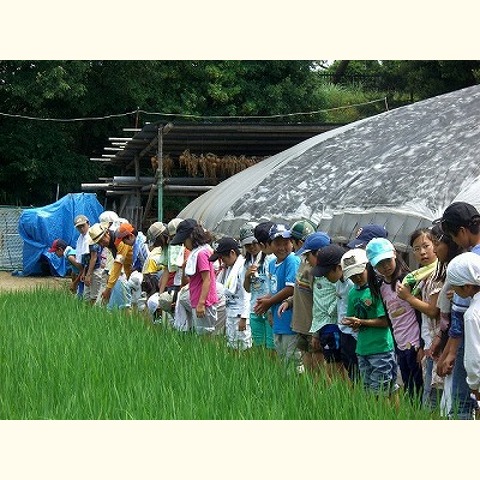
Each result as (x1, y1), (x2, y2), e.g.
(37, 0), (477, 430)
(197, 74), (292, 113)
(107, 241), (133, 289)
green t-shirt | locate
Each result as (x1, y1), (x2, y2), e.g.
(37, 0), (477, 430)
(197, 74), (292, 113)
(346, 285), (394, 356)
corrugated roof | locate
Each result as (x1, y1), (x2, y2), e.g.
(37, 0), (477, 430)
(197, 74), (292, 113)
(92, 122), (343, 168)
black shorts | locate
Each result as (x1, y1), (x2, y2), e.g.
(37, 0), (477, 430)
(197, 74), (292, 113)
(318, 324), (341, 363)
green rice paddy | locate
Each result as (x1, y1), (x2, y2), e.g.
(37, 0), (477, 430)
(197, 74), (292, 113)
(0, 288), (438, 420)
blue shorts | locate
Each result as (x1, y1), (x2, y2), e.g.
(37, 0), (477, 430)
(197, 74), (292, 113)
(318, 324), (341, 364)
(357, 350), (397, 396)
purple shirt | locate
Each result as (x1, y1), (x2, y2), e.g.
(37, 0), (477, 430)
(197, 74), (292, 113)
(380, 280), (421, 349)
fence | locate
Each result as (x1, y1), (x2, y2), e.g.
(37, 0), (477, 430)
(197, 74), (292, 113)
(0, 206), (24, 271)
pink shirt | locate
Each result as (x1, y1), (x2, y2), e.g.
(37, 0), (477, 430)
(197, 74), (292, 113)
(380, 281), (421, 349)
(188, 248), (218, 308)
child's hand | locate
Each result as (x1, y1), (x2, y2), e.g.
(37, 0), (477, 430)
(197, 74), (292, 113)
(254, 296), (271, 315)
(247, 265), (258, 277)
(342, 316), (362, 330)
(277, 301), (289, 316)
(238, 318), (247, 331)
(396, 283), (412, 301)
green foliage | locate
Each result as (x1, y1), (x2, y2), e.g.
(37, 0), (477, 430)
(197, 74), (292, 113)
(0, 289), (438, 420)
(1, 60), (478, 207)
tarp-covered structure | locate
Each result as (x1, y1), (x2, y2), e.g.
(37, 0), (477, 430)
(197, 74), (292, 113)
(18, 193), (104, 276)
(179, 85), (480, 250)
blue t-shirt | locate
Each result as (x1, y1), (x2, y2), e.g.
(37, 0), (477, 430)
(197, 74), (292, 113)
(268, 253), (301, 334)
(82, 243), (103, 270)
(64, 246), (79, 274)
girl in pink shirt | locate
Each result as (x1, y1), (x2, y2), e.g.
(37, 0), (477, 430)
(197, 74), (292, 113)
(170, 219), (222, 335)
(366, 238), (424, 401)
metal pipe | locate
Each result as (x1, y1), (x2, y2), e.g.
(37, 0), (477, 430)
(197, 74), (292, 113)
(157, 123), (173, 222)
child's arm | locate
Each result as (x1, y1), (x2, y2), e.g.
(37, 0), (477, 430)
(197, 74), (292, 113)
(84, 250), (98, 287)
(67, 254), (83, 275)
(342, 315), (388, 330)
(396, 283), (440, 319)
(254, 286), (294, 315)
(195, 270), (211, 318)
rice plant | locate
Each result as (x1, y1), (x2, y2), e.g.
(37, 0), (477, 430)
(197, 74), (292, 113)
(0, 289), (438, 420)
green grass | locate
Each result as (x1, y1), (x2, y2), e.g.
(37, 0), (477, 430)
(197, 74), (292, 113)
(0, 289), (439, 420)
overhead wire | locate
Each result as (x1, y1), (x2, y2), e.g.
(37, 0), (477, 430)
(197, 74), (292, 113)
(0, 97), (388, 123)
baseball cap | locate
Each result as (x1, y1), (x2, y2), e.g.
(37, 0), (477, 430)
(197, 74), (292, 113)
(290, 219), (317, 241)
(340, 248), (369, 280)
(167, 218), (183, 237)
(239, 221), (258, 246)
(74, 214), (89, 227)
(114, 223), (135, 246)
(365, 238), (395, 267)
(99, 210), (119, 224)
(170, 218), (198, 245)
(347, 224), (388, 249)
(269, 223), (292, 240)
(48, 238), (68, 252)
(147, 222), (167, 244)
(88, 222), (109, 244)
(313, 244), (346, 277)
(209, 237), (240, 262)
(295, 231), (331, 256)
(433, 202), (480, 233)
(253, 221), (275, 244)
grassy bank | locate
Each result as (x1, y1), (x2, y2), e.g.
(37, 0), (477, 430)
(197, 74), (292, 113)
(0, 289), (437, 420)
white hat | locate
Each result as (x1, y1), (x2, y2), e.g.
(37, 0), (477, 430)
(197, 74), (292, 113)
(99, 210), (119, 224)
(447, 252), (480, 287)
(340, 248), (369, 280)
(167, 218), (183, 237)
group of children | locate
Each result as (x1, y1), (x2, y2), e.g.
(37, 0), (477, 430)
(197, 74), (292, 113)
(49, 201), (480, 419)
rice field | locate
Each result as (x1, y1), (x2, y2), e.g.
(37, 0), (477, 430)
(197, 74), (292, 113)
(0, 288), (438, 420)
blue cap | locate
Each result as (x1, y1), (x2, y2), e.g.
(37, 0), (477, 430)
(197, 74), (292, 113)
(365, 238), (395, 267)
(296, 231), (331, 256)
(347, 224), (388, 249)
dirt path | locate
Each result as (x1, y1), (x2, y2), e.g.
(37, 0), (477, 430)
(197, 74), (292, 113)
(0, 271), (70, 292)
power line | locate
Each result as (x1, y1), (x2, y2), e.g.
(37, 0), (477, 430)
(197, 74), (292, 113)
(0, 98), (388, 123)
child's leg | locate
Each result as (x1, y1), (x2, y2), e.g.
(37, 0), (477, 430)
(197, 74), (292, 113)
(226, 315), (252, 350)
(397, 346), (423, 401)
(368, 351), (398, 396)
(340, 332), (359, 382)
(250, 313), (266, 347)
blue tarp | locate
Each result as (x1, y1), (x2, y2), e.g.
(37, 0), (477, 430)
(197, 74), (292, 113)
(17, 193), (104, 277)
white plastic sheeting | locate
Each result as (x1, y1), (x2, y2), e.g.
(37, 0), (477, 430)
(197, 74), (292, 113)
(179, 85), (480, 250)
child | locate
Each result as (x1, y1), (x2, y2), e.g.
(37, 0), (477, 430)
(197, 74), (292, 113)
(281, 232), (331, 374)
(254, 224), (301, 366)
(365, 238), (423, 400)
(397, 228), (441, 408)
(290, 219), (317, 253)
(313, 244), (358, 381)
(170, 219), (222, 336)
(48, 239), (82, 294)
(210, 237), (252, 350)
(244, 221), (275, 350)
(341, 248), (397, 396)
(446, 251), (480, 404)
(74, 214), (90, 296)
(434, 201), (480, 419)
(143, 222), (168, 322)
